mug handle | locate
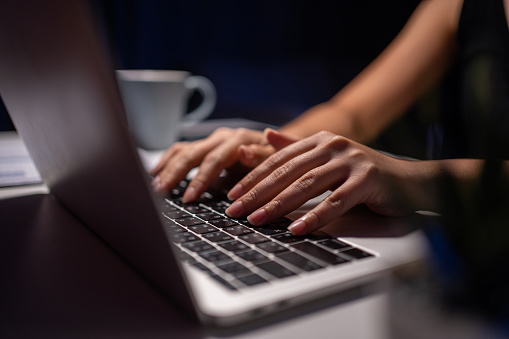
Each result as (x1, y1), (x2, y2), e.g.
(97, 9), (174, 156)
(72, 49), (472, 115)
(183, 75), (216, 124)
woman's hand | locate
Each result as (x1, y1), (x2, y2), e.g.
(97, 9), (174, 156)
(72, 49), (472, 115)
(150, 127), (298, 203)
(226, 130), (422, 236)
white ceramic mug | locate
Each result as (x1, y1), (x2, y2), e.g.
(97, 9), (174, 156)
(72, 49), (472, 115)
(116, 70), (216, 150)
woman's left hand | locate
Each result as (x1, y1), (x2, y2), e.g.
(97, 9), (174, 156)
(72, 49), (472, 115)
(226, 130), (419, 235)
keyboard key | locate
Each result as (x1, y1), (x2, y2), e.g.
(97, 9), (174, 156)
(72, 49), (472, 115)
(256, 241), (288, 254)
(200, 250), (231, 263)
(223, 225), (253, 236)
(276, 252), (324, 271)
(192, 262), (212, 274)
(209, 218), (238, 228)
(188, 224), (217, 234)
(272, 233), (306, 244)
(256, 227), (287, 236)
(182, 240), (214, 253)
(318, 239), (351, 251)
(176, 216), (204, 226)
(195, 212), (222, 221)
(202, 231), (233, 243)
(233, 218), (254, 226)
(183, 205), (209, 214)
(236, 249), (268, 263)
(207, 202), (229, 214)
(237, 274), (268, 286)
(239, 233), (269, 244)
(292, 242), (349, 266)
(217, 261), (250, 274)
(269, 217), (293, 228)
(163, 221), (186, 234)
(341, 248), (374, 260)
(177, 180), (189, 188)
(164, 210), (189, 219)
(159, 202), (178, 213)
(219, 240), (249, 252)
(170, 187), (185, 198)
(256, 261), (296, 279)
(171, 232), (199, 243)
(210, 275), (237, 290)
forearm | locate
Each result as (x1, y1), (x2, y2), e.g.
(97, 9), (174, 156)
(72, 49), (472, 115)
(279, 100), (364, 142)
(280, 0), (462, 145)
(402, 158), (507, 213)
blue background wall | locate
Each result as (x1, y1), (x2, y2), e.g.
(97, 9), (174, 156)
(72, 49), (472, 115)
(1, 0), (421, 132)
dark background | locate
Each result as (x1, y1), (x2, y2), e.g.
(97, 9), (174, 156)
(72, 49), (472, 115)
(1, 0), (423, 155)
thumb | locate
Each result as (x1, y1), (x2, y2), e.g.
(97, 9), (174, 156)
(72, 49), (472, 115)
(264, 128), (301, 151)
(238, 144), (275, 168)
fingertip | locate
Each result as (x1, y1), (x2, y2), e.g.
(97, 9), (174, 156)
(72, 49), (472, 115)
(182, 186), (198, 204)
(150, 163), (162, 175)
(239, 145), (254, 160)
(288, 219), (308, 236)
(227, 184), (243, 200)
(151, 176), (165, 194)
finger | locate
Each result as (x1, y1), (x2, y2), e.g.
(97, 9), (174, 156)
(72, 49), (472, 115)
(183, 129), (266, 203)
(265, 128), (300, 151)
(226, 148), (331, 218)
(152, 138), (224, 194)
(227, 137), (317, 200)
(182, 142), (242, 203)
(150, 142), (188, 175)
(245, 164), (346, 226)
(287, 176), (366, 235)
(238, 144), (275, 168)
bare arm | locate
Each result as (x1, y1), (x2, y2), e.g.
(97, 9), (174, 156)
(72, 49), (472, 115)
(281, 0), (464, 143)
(152, 0), (464, 201)
(226, 130), (505, 235)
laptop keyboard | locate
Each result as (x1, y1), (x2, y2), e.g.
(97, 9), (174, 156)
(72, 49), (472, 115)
(158, 179), (374, 291)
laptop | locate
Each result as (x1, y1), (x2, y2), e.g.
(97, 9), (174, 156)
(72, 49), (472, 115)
(0, 0), (427, 327)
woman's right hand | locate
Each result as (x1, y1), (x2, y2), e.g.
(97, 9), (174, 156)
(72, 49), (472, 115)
(150, 127), (298, 203)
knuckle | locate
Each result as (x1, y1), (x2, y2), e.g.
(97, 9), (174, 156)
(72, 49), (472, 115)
(214, 127), (232, 135)
(264, 151), (286, 170)
(190, 176), (208, 189)
(315, 130), (331, 139)
(295, 171), (317, 192)
(203, 152), (224, 168)
(235, 127), (249, 135)
(243, 188), (260, 205)
(266, 198), (283, 214)
(324, 196), (344, 214)
(326, 135), (349, 150)
(271, 165), (291, 184)
(172, 141), (189, 151)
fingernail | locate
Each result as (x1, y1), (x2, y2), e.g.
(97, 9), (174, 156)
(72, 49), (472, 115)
(240, 145), (254, 159)
(227, 184), (243, 200)
(288, 219), (307, 236)
(226, 200), (243, 217)
(152, 176), (163, 191)
(182, 186), (197, 203)
(247, 208), (267, 225)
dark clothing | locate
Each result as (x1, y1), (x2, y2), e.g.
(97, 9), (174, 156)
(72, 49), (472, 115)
(438, 0), (509, 159)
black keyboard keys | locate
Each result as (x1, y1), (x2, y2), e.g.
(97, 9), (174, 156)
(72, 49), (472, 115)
(277, 252), (324, 272)
(239, 233), (269, 244)
(256, 261), (296, 279)
(256, 241), (288, 254)
(292, 242), (349, 266)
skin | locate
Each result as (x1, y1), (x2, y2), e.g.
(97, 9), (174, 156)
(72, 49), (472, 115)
(152, 0), (509, 235)
(225, 129), (491, 236)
